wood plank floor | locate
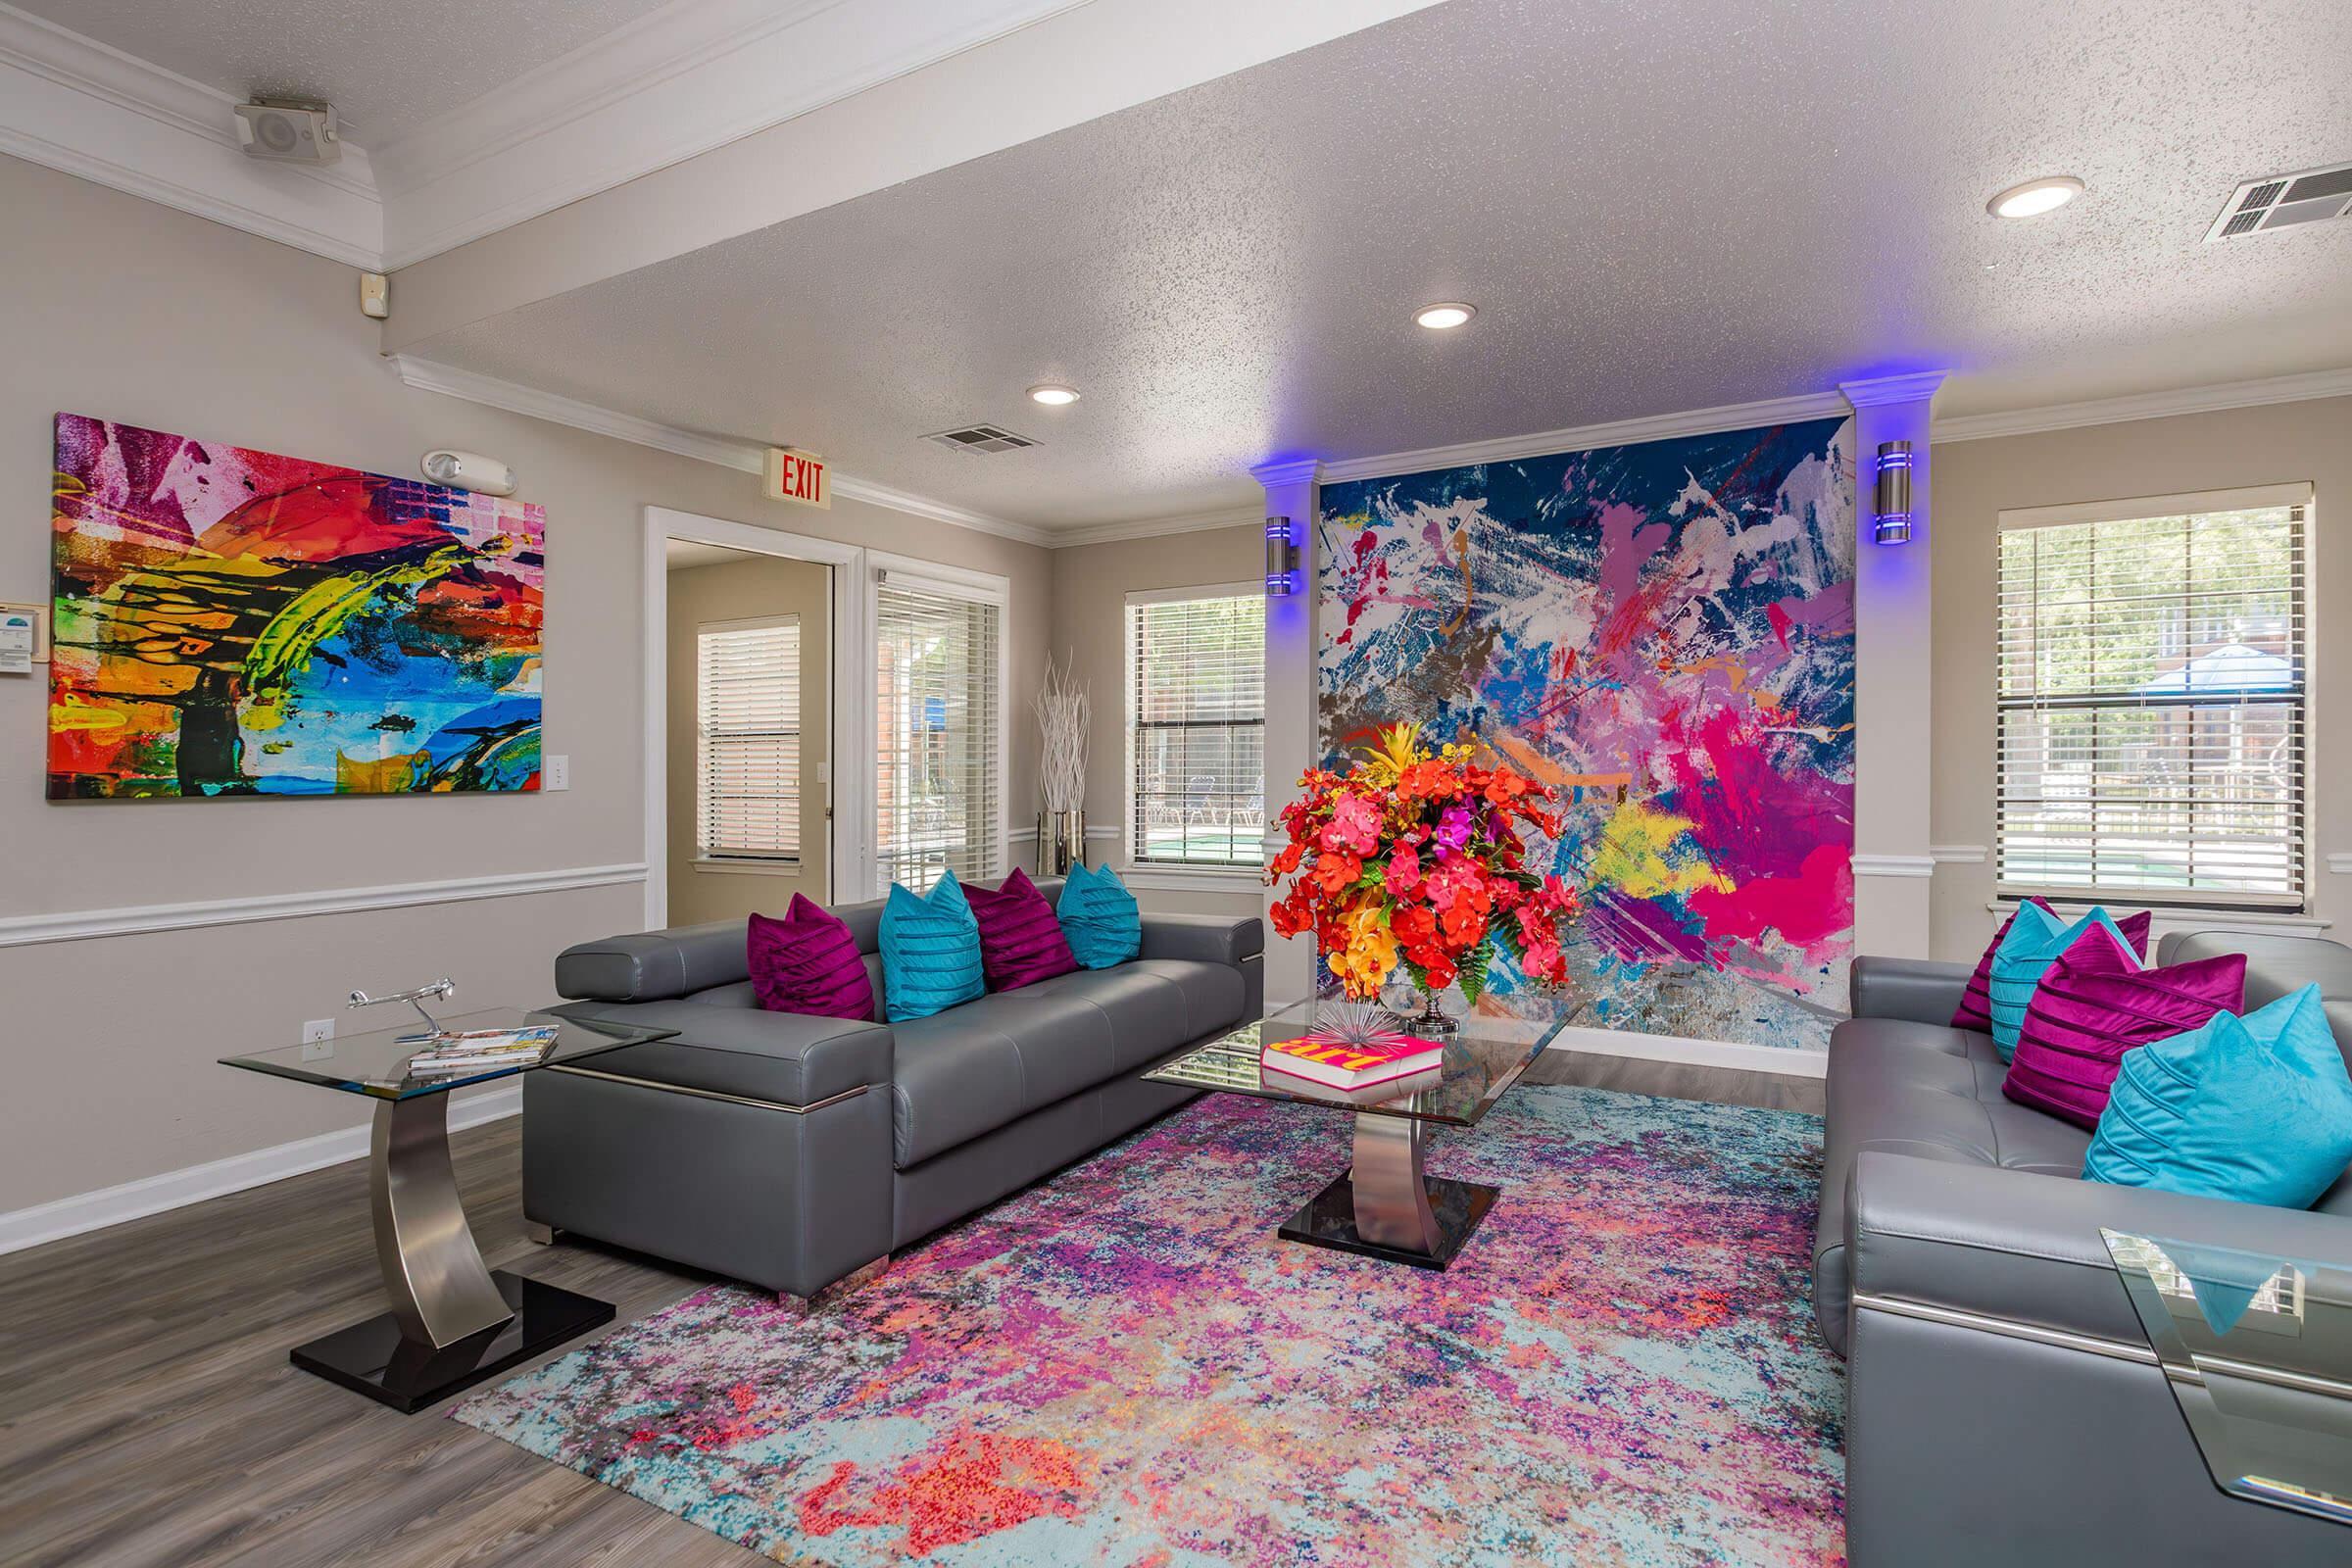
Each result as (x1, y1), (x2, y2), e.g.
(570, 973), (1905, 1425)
(0, 1053), (1815, 1567)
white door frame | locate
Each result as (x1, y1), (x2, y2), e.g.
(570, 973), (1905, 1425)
(642, 507), (868, 931)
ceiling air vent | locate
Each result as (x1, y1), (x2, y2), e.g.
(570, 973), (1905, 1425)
(923, 423), (1038, 455)
(2205, 160), (2352, 241)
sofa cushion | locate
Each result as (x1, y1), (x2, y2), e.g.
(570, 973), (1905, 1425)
(550, 1000), (891, 1106)
(1813, 1012), (2093, 1354)
(890, 992), (1130, 1166)
(1019, 959), (1246, 1071)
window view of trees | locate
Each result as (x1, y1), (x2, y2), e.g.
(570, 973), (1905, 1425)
(1996, 504), (2305, 906)
(1130, 594), (1265, 866)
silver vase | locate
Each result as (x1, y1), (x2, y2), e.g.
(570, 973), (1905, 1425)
(1037, 808), (1086, 876)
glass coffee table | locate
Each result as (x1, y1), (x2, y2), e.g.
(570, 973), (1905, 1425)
(221, 1007), (675, 1412)
(2103, 1228), (2352, 1527)
(1146, 997), (1568, 1268)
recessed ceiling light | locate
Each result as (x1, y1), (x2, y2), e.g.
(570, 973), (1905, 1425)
(1986, 176), (2084, 219)
(1027, 383), (1080, 406)
(1414, 302), (1477, 330)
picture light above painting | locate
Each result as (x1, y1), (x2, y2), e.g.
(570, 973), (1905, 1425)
(47, 415), (546, 801)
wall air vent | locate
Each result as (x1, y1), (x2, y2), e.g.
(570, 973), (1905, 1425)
(2205, 160), (2352, 241)
(923, 423), (1038, 455)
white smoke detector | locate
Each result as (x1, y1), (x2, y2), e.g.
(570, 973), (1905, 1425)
(233, 99), (341, 165)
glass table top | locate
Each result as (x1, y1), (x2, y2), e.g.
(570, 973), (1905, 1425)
(220, 1008), (677, 1101)
(1143, 996), (1569, 1127)
(2103, 1228), (2352, 1527)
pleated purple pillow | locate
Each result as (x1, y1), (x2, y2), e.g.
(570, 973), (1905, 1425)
(2002, 924), (2245, 1130)
(748, 894), (875, 1021)
(1951, 898), (2152, 1032)
(964, 868), (1080, 992)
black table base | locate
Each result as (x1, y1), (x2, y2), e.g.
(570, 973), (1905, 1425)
(290, 1271), (612, 1413)
(1278, 1168), (1500, 1270)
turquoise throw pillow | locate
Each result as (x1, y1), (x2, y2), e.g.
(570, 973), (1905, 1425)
(1986, 902), (2140, 1061)
(877, 871), (986, 1022)
(2084, 984), (2352, 1210)
(1057, 862), (1141, 969)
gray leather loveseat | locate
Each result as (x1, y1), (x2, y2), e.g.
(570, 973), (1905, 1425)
(1819, 931), (2352, 1565)
(526, 879), (1261, 1302)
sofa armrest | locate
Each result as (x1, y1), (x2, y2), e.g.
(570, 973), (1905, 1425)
(1140, 912), (1264, 968)
(1848, 1151), (2352, 1348)
(1848, 955), (1972, 1025)
(548, 999), (893, 1105)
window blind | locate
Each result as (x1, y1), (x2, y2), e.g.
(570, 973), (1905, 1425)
(875, 576), (1002, 892)
(1995, 499), (2307, 907)
(697, 615), (801, 862)
(1129, 592), (1265, 866)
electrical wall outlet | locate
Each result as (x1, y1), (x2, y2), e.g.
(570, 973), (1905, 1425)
(544, 754), (570, 791)
(301, 1017), (334, 1059)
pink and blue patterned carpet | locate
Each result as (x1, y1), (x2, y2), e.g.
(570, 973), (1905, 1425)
(456, 1087), (1845, 1565)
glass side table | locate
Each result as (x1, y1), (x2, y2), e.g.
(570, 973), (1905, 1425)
(1145, 997), (1569, 1269)
(221, 1008), (676, 1412)
(2102, 1228), (2352, 1527)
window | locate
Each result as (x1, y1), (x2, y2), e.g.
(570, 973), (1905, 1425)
(1995, 487), (2309, 908)
(874, 571), (1003, 892)
(696, 615), (801, 863)
(1128, 588), (1265, 867)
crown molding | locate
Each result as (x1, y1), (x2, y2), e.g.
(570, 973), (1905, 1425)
(1319, 389), (1853, 485)
(1930, 367), (2352, 443)
(0, 1), (384, 267)
(1053, 506), (1265, 549)
(370, 0), (1091, 269)
(1250, 457), (1325, 487)
(1838, 370), (1949, 407)
(387, 354), (1052, 548)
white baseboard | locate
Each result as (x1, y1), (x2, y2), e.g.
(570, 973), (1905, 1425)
(0, 1083), (522, 1256)
(1545, 1024), (1829, 1080)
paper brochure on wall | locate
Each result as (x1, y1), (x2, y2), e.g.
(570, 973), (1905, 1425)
(47, 414), (546, 799)
(1318, 416), (1856, 1050)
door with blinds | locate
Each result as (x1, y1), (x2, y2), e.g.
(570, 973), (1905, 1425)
(697, 615), (804, 871)
(873, 569), (1004, 893)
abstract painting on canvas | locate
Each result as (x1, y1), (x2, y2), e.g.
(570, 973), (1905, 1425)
(1318, 417), (1855, 1050)
(48, 415), (544, 800)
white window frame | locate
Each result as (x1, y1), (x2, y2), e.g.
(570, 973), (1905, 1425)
(1124, 582), (1266, 879)
(694, 612), (803, 869)
(1993, 482), (2314, 913)
(864, 552), (1010, 899)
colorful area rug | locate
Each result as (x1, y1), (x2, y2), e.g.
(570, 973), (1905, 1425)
(456, 1088), (1844, 1566)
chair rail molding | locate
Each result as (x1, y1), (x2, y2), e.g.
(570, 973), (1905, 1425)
(1851, 854), (1936, 879)
(0, 863), (648, 949)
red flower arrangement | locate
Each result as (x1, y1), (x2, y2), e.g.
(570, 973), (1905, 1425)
(1266, 722), (1583, 1004)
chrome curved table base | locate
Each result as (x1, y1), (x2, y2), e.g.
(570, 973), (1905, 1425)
(371, 1094), (514, 1348)
(1278, 1110), (1500, 1270)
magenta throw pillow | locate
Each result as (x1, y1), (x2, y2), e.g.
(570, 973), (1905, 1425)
(964, 868), (1081, 992)
(1950, 898), (2151, 1032)
(2001, 924), (2244, 1129)
(748, 894), (875, 1021)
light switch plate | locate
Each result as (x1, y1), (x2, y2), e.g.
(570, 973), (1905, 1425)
(544, 754), (570, 791)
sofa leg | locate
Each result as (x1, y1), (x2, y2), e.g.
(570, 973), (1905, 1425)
(778, 1254), (890, 1313)
(523, 1221), (561, 1246)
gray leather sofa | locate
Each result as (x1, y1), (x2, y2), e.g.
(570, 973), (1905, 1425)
(526, 879), (1261, 1301)
(1820, 931), (2352, 1566)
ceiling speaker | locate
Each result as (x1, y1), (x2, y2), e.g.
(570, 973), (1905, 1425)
(233, 99), (341, 165)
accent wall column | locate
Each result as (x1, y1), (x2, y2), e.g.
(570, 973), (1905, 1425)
(1839, 373), (1947, 959)
(1253, 457), (1323, 1005)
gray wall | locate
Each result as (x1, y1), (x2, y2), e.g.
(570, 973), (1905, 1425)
(0, 152), (1052, 1213)
(1928, 396), (2352, 961)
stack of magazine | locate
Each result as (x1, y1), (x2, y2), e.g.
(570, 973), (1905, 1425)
(397, 1024), (560, 1080)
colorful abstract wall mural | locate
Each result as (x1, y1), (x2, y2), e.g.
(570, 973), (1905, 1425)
(1318, 417), (1855, 1050)
(48, 415), (545, 799)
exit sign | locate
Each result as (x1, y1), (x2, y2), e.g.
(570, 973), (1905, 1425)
(762, 447), (830, 509)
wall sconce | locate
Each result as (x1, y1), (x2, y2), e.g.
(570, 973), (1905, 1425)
(1265, 515), (1298, 595)
(1872, 441), (1914, 544)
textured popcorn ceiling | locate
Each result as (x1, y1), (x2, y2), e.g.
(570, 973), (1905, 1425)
(17, 0), (671, 145)
(405, 0), (2346, 529)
